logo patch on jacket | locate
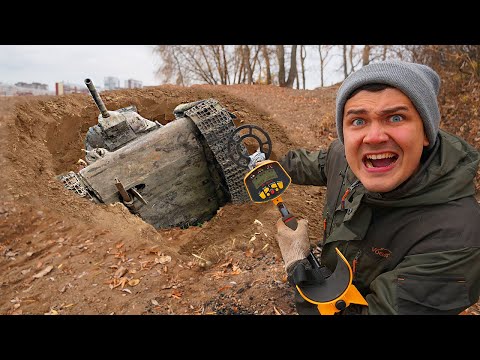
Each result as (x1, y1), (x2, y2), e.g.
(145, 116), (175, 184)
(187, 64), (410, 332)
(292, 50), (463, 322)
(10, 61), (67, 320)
(371, 247), (392, 258)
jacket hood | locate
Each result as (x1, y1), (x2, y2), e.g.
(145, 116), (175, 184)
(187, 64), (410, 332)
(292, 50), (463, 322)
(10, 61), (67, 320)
(358, 129), (479, 207)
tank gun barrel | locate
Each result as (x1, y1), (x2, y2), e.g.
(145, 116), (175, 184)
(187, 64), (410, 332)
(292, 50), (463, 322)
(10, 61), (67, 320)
(84, 78), (110, 118)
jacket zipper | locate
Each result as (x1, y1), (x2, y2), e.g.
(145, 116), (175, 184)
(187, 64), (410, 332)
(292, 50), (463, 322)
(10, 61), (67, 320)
(324, 179), (361, 245)
(352, 249), (362, 277)
(341, 179), (361, 210)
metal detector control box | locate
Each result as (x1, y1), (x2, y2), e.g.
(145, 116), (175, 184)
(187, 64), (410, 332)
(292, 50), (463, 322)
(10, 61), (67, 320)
(243, 160), (291, 203)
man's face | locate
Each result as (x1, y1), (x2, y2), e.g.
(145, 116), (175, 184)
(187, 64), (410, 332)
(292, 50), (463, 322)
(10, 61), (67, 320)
(343, 87), (429, 193)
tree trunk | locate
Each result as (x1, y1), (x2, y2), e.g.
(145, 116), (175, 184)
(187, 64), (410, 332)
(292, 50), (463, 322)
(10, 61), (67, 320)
(349, 45), (355, 73)
(300, 45), (306, 89)
(199, 46), (217, 84)
(233, 46), (242, 84)
(172, 51), (185, 86)
(210, 45), (224, 84)
(318, 45), (327, 87)
(221, 45), (230, 84)
(243, 45), (253, 84)
(343, 45), (348, 79)
(250, 46), (261, 83)
(363, 45), (371, 66)
(285, 45), (298, 88)
(276, 45), (286, 87)
(262, 45), (272, 84)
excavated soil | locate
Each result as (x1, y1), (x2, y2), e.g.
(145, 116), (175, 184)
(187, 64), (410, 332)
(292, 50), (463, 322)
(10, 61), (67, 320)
(1, 84), (478, 315)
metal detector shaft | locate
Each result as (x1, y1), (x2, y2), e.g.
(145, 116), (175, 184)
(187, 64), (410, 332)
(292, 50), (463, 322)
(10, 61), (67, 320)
(274, 199), (321, 268)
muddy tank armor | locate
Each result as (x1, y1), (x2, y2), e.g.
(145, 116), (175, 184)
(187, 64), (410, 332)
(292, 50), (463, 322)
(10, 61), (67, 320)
(59, 79), (249, 229)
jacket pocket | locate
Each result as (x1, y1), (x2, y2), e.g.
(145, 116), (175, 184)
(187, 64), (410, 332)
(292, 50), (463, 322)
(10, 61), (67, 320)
(397, 274), (471, 315)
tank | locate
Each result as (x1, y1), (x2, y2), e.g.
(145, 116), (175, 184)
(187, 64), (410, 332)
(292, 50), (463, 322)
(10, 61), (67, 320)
(59, 79), (249, 229)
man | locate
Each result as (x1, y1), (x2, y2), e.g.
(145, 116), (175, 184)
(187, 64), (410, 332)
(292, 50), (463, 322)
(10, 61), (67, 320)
(275, 60), (480, 315)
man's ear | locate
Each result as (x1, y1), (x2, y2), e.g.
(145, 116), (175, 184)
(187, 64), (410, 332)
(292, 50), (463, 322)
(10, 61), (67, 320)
(423, 133), (430, 147)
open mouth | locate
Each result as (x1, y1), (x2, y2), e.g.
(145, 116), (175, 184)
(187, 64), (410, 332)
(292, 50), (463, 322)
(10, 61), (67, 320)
(363, 152), (398, 169)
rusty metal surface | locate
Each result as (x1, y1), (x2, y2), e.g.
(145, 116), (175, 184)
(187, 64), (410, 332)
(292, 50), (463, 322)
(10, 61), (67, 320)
(79, 117), (221, 228)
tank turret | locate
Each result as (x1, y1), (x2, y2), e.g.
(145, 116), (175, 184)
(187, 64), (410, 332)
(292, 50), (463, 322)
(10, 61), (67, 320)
(84, 78), (161, 154)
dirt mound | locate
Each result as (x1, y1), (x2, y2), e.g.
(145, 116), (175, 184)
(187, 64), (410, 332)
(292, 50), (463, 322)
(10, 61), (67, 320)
(0, 83), (478, 315)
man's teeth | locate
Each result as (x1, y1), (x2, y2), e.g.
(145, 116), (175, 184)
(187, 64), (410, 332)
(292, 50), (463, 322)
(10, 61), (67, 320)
(364, 153), (396, 168)
(366, 153), (395, 160)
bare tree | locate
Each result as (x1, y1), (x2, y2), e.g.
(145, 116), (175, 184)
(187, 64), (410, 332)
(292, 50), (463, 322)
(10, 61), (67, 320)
(366, 45), (399, 63)
(300, 45), (307, 89)
(276, 45), (286, 87)
(349, 45), (355, 72)
(199, 46), (217, 84)
(154, 45), (243, 86)
(154, 45), (185, 85)
(363, 45), (371, 66)
(186, 47), (217, 84)
(261, 45), (272, 84)
(231, 45), (259, 84)
(285, 45), (298, 88)
(403, 45), (479, 79)
(156, 44), (410, 89)
(233, 46), (244, 84)
(154, 46), (222, 85)
(384, 45), (407, 61)
(243, 46), (253, 84)
(209, 45), (229, 85)
(349, 45), (363, 73)
(342, 45), (348, 79)
(221, 45), (230, 84)
(338, 45), (362, 79)
(295, 68), (300, 89)
(318, 45), (333, 87)
(250, 46), (261, 84)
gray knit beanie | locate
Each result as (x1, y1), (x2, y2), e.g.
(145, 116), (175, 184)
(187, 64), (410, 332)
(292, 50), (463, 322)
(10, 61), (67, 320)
(335, 60), (441, 150)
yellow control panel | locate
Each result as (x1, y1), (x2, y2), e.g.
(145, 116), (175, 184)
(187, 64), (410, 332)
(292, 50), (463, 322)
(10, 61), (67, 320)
(244, 160), (291, 203)
(258, 181), (284, 199)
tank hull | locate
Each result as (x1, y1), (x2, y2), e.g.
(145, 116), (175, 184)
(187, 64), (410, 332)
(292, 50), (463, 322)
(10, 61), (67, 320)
(79, 117), (224, 228)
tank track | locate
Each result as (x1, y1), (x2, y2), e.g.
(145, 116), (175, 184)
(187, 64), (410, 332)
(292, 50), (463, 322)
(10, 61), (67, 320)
(185, 99), (250, 204)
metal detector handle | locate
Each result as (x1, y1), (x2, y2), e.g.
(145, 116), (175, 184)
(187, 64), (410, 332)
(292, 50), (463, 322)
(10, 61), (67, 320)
(276, 202), (321, 268)
(277, 202), (298, 230)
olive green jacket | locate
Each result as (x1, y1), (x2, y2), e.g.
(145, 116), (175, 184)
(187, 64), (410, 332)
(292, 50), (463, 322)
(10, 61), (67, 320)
(279, 130), (480, 314)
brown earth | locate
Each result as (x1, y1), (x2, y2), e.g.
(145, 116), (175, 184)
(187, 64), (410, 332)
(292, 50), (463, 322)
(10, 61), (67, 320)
(1, 83), (479, 315)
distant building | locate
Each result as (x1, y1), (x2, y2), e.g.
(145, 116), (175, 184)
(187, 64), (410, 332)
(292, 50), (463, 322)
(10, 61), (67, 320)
(104, 76), (120, 90)
(0, 83), (20, 96)
(55, 82), (64, 96)
(56, 82), (90, 95)
(125, 79), (142, 89)
(0, 82), (51, 96)
(15, 82), (49, 90)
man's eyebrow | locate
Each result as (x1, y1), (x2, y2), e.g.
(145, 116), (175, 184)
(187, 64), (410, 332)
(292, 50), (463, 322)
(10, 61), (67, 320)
(345, 105), (410, 116)
(378, 106), (410, 115)
(345, 108), (367, 116)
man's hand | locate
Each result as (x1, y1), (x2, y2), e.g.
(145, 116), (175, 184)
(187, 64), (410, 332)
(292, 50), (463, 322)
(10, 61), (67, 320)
(275, 218), (310, 272)
(254, 160), (269, 168)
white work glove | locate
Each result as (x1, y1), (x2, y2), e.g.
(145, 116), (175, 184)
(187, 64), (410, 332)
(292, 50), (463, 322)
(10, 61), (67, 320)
(275, 218), (311, 273)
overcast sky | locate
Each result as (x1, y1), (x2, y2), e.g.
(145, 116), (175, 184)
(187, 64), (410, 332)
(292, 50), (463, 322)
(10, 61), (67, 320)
(0, 45), (342, 92)
(0, 45), (161, 91)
